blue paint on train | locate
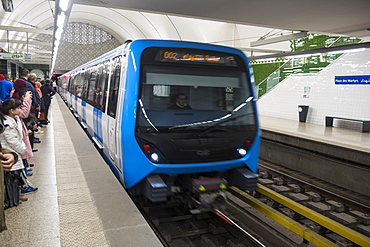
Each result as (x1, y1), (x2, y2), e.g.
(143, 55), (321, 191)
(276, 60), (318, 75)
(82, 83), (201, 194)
(93, 108), (103, 143)
(74, 96), (78, 114)
(81, 101), (86, 123)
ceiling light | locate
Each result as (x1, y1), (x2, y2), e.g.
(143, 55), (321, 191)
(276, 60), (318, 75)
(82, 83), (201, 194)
(51, 0), (73, 74)
(57, 12), (66, 28)
(59, 0), (70, 12)
(55, 28), (63, 40)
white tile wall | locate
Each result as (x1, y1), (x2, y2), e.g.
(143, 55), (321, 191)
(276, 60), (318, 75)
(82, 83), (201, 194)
(257, 48), (370, 128)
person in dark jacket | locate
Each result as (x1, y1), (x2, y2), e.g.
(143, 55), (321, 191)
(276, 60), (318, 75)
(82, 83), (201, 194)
(40, 80), (56, 124)
(27, 74), (41, 113)
(168, 93), (192, 110)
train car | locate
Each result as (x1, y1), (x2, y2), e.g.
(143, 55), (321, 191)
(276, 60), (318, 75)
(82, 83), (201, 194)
(58, 39), (260, 211)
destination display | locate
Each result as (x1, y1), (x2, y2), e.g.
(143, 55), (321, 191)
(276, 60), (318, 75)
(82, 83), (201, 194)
(155, 49), (237, 66)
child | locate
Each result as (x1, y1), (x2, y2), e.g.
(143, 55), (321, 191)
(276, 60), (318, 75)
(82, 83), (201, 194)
(12, 88), (38, 194)
(0, 99), (27, 208)
(0, 99), (26, 172)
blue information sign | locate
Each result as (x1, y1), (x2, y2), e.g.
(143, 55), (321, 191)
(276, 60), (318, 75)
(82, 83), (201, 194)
(335, 75), (370, 85)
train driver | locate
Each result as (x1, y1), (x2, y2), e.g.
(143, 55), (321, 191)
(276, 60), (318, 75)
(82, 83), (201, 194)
(168, 93), (192, 110)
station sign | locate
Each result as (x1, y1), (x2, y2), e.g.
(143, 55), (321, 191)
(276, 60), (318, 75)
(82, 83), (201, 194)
(335, 75), (370, 85)
(0, 52), (32, 61)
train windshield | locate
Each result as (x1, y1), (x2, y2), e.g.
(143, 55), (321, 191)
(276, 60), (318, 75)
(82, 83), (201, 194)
(136, 47), (257, 163)
(138, 65), (256, 128)
(137, 49), (256, 132)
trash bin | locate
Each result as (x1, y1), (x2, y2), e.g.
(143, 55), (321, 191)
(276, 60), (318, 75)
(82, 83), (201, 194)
(298, 105), (309, 122)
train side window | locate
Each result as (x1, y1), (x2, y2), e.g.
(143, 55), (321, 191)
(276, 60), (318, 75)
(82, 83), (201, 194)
(95, 62), (109, 112)
(68, 75), (75, 93)
(74, 73), (85, 97)
(65, 76), (71, 90)
(80, 71), (89, 100)
(107, 56), (122, 118)
(86, 71), (97, 104)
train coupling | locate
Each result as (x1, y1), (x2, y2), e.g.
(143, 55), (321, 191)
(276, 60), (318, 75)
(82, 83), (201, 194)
(191, 177), (228, 213)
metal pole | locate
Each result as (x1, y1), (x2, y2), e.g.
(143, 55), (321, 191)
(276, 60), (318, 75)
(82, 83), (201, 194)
(26, 32), (29, 54)
(7, 30), (9, 52)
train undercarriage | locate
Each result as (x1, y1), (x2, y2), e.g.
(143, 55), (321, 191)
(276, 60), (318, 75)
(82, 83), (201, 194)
(130, 167), (258, 213)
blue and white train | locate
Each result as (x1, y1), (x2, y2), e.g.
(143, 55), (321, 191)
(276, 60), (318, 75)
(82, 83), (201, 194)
(58, 39), (260, 211)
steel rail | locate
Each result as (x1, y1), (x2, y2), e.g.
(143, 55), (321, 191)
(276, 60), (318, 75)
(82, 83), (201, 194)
(229, 186), (338, 247)
(214, 208), (266, 247)
(256, 184), (370, 247)
(259, 163), (370, 212)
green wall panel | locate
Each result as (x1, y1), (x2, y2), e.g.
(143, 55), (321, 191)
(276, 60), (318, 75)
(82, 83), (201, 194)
(252, 34), (361, 98)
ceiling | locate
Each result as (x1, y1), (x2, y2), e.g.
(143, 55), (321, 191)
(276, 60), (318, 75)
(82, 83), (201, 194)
(0, 0), (369, 67)
(74, 0), (370, 38)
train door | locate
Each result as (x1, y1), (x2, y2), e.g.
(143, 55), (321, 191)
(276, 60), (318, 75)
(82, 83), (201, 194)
(93, 108), (103, 143)
(106, 55), (123, 171)
(74, 95), (78, 113)
(67, 74), (74, 108)
(93, 62), (109, 145)
(81, 101), (86, 124)
(73, 72), (85, 115)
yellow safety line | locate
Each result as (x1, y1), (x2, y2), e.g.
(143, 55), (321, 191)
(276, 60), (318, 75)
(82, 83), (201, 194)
(256, 184), (370, 247)
(229, 186), (338, 247)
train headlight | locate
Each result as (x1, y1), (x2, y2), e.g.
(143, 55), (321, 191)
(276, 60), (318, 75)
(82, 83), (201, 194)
(150, 153), (160, 162)
(237, 148), (247, 157)
(138, 141), (165, 163)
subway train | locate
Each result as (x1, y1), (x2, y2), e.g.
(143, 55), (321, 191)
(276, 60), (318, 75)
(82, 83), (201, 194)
(58, 39), (260, 212)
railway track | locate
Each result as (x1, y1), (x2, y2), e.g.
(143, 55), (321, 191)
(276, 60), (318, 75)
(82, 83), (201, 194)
(259, 161), (370, 213)
(133, 198), (269, 247)
(228, 160), (370, 246)
(131, 161), (370, 246)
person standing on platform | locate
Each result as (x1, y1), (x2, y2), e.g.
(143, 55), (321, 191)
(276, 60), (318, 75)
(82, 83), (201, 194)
(0, 99), (27, 209)
(27, 74), (42, 117)
(13, 72), (27, 99)
(34, 80), (45, 129)
(40, 80), (55, 124)
(52, 80), (57, 92)
(12, 87), (39, 192)
(0, 118), (17, 232)
(17, 87), (37, 161)
(0, 74), (14, 102)
(24, 72), (39, 113)
(13, 87), (36, 171)
(35, 81), (43, 103)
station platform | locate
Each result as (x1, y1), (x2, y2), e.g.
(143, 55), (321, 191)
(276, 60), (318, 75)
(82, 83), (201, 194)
(259, 115), (370, 154)
(0, 95), (163, 247)
(259, 115), (370, 198)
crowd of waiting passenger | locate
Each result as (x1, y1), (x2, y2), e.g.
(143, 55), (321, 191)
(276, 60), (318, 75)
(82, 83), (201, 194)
(0, 68), (56, 232)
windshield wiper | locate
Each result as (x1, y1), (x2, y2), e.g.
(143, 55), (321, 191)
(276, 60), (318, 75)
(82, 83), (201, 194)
(169, 96), (254, 131)
(196, 114), (250, 137)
